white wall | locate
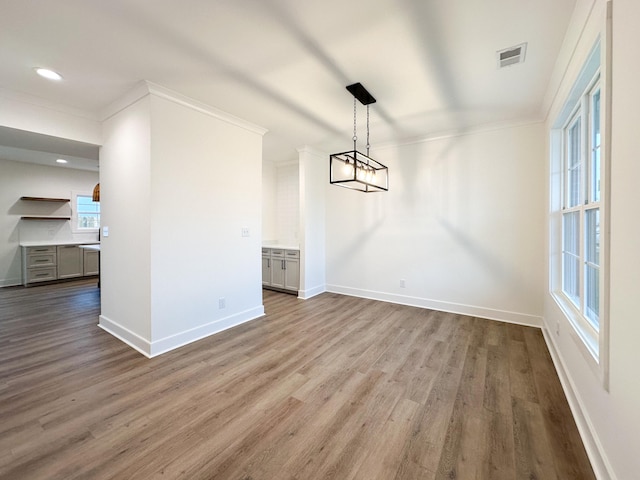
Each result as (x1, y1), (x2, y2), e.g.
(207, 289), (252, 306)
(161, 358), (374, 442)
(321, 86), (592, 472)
(326, 122), (545, 326)
(608, 1), (640, 475)
(276, 163), (300, 245)
(262, 160), (300, 245)
(148, 93), (264, 349)
(99, 83), (266, 357)
(99, 95), (153, 345)
(0, 158), (99, 286)
(298, 147), (327, 299)
(262, 159), (277, 242)
(543, 1), (640, 479)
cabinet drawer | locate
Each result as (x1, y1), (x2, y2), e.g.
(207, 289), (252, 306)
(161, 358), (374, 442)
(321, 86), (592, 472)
(27, 254), (56, 267)
(26, 246), (56, 255)
(26, 267), (57, 283)
(271, 249), (285, 257)
(285, 250), (300, 258)
(261, 248), (271, 255)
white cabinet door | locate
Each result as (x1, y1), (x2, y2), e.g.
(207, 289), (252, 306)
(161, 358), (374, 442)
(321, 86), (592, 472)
(270, 258), (285, 289)
(262, 255), (271, 286)
(284, 258), (300, 291)
(57, 245), (83, 279)
(83, 250), (99, 276)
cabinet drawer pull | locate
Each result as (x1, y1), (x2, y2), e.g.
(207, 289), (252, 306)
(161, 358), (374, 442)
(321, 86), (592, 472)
(36, 273), (49, 277)
(35, 259), (48, 263)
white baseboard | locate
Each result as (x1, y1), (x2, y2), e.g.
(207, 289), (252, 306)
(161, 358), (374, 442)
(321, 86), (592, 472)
(98, 315), (152, 357)
(149, 306), (265, 357)
(99, 305), (265, 358)
(298, 284), (326, 300)
(542, 327), (615, 480)
(0, 277), (22, 288)
(325, 284), (543, 328)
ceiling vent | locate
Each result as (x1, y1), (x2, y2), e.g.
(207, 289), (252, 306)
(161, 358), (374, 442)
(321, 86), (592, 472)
(497, 43), (527, 68)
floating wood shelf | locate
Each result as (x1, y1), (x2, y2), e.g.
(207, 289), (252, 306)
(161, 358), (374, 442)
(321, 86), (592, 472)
(20, 216), (71, 221)
(20, 196), (70, 203)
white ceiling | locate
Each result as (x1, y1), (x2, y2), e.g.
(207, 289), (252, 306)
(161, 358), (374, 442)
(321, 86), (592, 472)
(0, 0), (577, 167)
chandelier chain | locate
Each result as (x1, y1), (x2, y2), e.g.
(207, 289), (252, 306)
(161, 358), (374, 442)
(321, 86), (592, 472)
(353, 97), (357, 150)
(366, 105), (370, 156)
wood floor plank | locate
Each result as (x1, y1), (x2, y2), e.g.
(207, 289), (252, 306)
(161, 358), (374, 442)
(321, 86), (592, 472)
(351, 397), (420, 480)
(0, 281), (595, 479)
(522, 328), (596, 480)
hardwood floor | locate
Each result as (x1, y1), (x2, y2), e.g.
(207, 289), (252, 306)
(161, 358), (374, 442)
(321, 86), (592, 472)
(0, 281), (595, 479)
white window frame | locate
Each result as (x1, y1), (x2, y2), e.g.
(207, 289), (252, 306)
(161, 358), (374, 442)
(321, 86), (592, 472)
(560, 76), (601, 351)
(549, 38), (610, 389)
(71, 191), (100, 233)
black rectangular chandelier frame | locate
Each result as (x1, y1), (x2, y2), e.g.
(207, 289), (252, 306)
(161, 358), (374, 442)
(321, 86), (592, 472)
(329, 150), (388, 192)
(330, 83), (388, 193)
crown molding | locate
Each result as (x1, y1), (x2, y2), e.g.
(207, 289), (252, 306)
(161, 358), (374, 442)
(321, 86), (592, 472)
(0, 86), (99, 121)
(101, 81), (268, 136)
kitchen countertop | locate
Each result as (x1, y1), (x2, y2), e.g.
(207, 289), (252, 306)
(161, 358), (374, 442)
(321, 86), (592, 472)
(20, 240), (100, 247)
(262, 243), (299, 251)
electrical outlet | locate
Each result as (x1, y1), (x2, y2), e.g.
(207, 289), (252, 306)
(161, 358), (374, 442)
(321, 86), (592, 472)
(241, 227), (250, 237)
(219, 297), (226, 309)
(400, 279), (406, 288)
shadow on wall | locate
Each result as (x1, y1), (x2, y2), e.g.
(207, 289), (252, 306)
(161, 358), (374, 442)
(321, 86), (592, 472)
(329, 194), (386, 281)
(436, 217), (525, 292)
(391, 129), (471, 221)
(396, 131), (529, 296)
(392, 0), (473, 194)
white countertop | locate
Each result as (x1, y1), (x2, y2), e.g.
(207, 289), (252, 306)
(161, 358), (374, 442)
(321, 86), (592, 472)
(262, 243), (299, 251)
(20, 240), (100, 247)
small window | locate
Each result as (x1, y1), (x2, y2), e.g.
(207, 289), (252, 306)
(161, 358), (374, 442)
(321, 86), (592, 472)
(75, 194), (100, 230)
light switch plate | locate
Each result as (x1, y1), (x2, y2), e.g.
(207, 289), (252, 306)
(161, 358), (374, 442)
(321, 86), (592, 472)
(241, 227), (250, 237)
(102, 226), (109, 237)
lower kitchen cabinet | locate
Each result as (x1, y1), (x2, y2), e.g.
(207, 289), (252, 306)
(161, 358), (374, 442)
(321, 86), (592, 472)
(270, 249), (286, 289)
(22, 243), (99, 286)
(22, 246), (57, 284)
(57, 245), (84, 279)
(262, 251), (272, 286)
(262, 248), (299, 294)
(283, 254), (299, 291)
(83, 249), (100, 276)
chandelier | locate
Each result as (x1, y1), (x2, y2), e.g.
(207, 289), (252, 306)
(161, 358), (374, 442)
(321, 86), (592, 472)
(330, 83), (388, 192)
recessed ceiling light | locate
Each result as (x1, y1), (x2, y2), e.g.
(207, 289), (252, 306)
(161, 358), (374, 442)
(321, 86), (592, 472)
(35, 68), (63, 81)
(56, 159), (68, 164)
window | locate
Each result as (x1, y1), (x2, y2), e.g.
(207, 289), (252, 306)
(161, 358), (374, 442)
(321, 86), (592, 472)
(75, 194), (100, 230)
(554, 69), (604, 361)
(562, 80), (601, 329)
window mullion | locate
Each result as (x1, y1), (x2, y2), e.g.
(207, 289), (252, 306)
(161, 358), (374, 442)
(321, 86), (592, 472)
(581, 95), (589, 206)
